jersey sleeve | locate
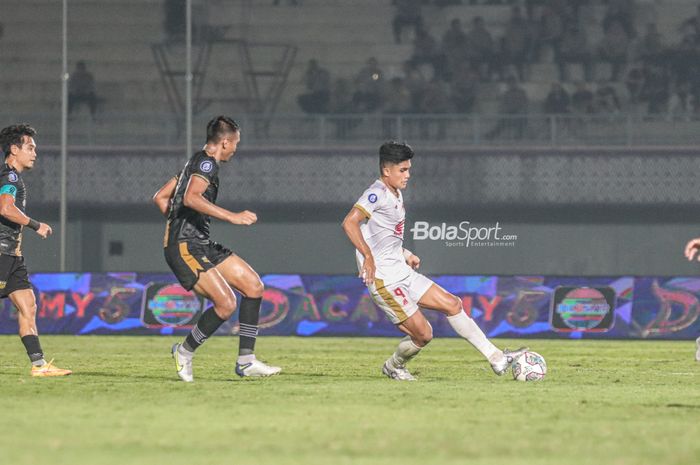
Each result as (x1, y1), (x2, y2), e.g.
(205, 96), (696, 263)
(0, 172), (18, 199)
(191, 156), (219, 184)
(353, 187), (384, 219)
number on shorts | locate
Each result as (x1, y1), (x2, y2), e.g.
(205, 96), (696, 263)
(393, 287), (406, 298)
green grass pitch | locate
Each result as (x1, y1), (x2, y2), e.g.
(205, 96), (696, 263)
(0, 336), (698, 465)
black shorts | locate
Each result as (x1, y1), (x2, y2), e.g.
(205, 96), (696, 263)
(164, 241), (234, 291)
(0, 254), (31, 298)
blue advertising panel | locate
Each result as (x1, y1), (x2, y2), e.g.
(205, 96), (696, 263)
(0, 273), (698, 339)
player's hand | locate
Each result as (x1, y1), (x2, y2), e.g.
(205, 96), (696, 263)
(406, 253), (420, 270)
(685, 238), (700, 261)
(360, 255), (376, 285)
(36, 223), (52, 239)
(229, 210), (257, 225)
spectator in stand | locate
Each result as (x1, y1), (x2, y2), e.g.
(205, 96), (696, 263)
(634, 22), (664, 64)
(625, 65), (645, 105)
(450, 62), (480, 113)
(501, 6), (534, 81)
(557, 21), (593, 82)
(417, 78), (453, 139)
(640, 64), (670, 114)
(486, 75), (529, 139)
(68, 61), (98, 119)
(298, 59), (331, 114)
(598, 20), (630, 81)
(466, 16), (498, 80)
(543, 82), (570, 114)
(329, 78), (358, 138)
(353, 57), (385, 112)
(434, 0), (463, 6)
(681, 3), (700, 44)
(603, 0), (636, 40)
(330, 78), (355, 113)
(594, 82), (622, 114)
(408, 25), (447, 80)
(534, 3), (564, 63)
(571, 81), (595, 114)
(381, 77), (413, 137)
(382, 77), (412, 114)
(404, 64), (428, 112)
(164, 0), (186, 43)
(392, 0), (424, 44)
(442, 18), (469, 80)
(667, 80), (694, 120)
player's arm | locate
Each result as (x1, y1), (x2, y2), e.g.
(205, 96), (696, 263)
(684, 237), (700, 261)
(152, 176), (178, 217)
(0, 193), (52, 239)
(403, 248), (420, 270)
(342, 206), (375, 284)
(184, 175), (257, 225)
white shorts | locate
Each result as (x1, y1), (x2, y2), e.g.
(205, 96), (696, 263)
(369, 269), (434, 324)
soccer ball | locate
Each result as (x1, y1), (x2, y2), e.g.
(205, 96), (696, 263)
(512, 351), (547, 382)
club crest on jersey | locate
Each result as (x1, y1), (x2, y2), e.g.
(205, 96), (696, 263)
(368, 193), (378, 203)
(200, 160), (214, 173)
(8, 172), (17, 182)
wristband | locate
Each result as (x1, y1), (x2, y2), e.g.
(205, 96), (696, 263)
(402, 248), (413, 260)
(27, 218), (41, 231)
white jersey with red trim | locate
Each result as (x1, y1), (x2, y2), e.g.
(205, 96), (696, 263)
(353, 179), (410, 283)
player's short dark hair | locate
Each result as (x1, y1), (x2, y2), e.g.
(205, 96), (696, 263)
(206, 115), (240, 143)
(379, 141), (414, 169)
(0, 124), (37, 158)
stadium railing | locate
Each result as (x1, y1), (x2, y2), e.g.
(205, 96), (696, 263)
(2, 113), (700, 147)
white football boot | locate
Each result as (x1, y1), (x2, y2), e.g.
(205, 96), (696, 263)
(172, 343), (194, 382)
(491, 347), (529, 376)
(382, 358), (417, 381)
(235, 359), (282, 377)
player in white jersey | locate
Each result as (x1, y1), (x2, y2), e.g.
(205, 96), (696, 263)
(682, 237), (700, 361)
(342, 141), (527, 381)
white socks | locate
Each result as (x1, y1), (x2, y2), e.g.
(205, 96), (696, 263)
(237, 354), (256, 364)
(390, 336), (422, 367)
(446, 311), (502, 362)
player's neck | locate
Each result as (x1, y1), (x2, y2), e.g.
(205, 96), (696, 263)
(6, 158), (23, 173)
(203, 145), (223, 162)
(379, 177), (400, 197)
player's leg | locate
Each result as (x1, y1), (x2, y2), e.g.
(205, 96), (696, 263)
(166, 242), (238, 382)
(171, 267), (237, 382)
(417, 281), (527, 375)
(383, 311), (434, 381)
(10, 288), (72, 377)
(371, 278), (427, 381)
(214, 253), (281, 377)
(695, 335), (700, 362)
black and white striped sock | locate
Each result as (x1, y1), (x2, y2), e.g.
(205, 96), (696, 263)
(238, 297), (261, 356)
(183, 308), (227, 352)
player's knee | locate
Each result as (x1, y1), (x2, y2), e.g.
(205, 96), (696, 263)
(416, 322), (433, 346)
(216, 294), (238, 318)
(23, 302), (38, 319)
(446, 295), (462, 316)
(248, 278), (264, 298)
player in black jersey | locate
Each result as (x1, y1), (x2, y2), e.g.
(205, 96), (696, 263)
(0, 124), (71, 377)
(153, 115), (280, 381)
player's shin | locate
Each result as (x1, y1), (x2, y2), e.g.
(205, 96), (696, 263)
(446, 311), (502, 362)
(21, 334), (45, 366)
(389, 335), (422, 368)
(182, 307), (228, 353)
(237, 296), (261, 363)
